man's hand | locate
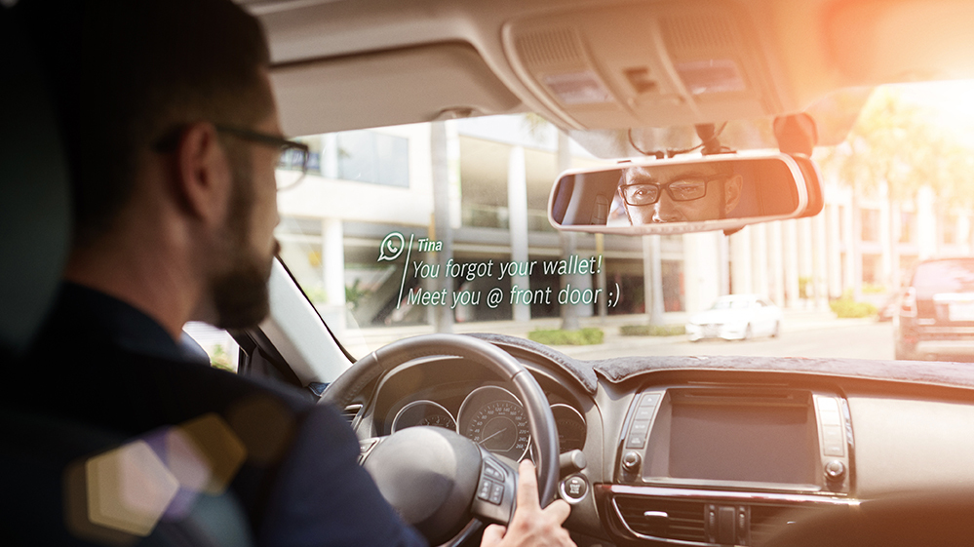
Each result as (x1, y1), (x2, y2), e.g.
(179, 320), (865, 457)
(480, 460), (576, 547)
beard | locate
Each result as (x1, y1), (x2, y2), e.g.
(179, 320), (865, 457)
(209, 142), (277, 330)
(209, 242), (277, 330)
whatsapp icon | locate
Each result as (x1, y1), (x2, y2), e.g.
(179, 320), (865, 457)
(378, 232), (406, 262)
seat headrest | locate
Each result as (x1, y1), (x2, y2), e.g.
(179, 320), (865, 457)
(0, 5), (72, 354)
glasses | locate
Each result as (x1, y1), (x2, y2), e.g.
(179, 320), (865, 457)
(153, 124), (311, 191)
(215, 125), (310, 191)
(620, 178), (718, 206)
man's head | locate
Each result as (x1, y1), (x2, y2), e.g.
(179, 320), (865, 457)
(68, 0), (285, 330)
(619, 163), (743, 224)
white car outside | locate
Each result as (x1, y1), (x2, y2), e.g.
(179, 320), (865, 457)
(686, 294), (782, 342)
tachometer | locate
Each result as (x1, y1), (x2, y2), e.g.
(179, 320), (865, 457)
(458, 386), (531, 461)
(391, 400), (456, 433)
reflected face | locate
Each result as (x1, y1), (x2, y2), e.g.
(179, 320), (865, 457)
(619, 164), (742, 224)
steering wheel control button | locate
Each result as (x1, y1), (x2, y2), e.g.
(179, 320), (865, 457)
(482, 461), (505, 482)
(488, 482), (505, 505)
(358, 438), (380, 463)
(825, 459), (847, 481)
(478, 479), (494, 501)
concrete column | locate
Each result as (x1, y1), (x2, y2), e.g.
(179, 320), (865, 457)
(784, 220), (800, 308)
(752, 223), (769, 298)
(879, 187), (892, 287)
(730, 227), (753, 294)
(827, 203), (843, 299)
(799, 218), (814, 308)
(842, 201), (856, 295)
(445, 120), (463, 230)
(431, 122), (455, 333)
(323, 133), (339, 179)
(596, 234), (607, 320)
(321, 218), (346, 331)
(683, 232), (721, 313)
(718, 234), (730, 297)
(813, 211), (829, 309)
(508, 145), (531, 322)
(917, 185), (937, 260)
(770, 221), (785, 307)
(643, 235), (664, 325)
(890, 200), (902, 290)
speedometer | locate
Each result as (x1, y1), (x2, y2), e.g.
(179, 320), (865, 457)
(464, 400), (530, 461)
(458, 386), (531, 461)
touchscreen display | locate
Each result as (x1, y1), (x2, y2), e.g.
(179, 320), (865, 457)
(668, 403), (816, 484)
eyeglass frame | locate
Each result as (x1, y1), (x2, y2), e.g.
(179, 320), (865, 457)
(618, 177), (725, 207)
(151, 123), (311, 191)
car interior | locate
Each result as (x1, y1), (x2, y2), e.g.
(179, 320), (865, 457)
(5, 0), (974, 546)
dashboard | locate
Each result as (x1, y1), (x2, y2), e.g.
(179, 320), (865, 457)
(347, 335), (974, 547)
(365, 354), (592, 465)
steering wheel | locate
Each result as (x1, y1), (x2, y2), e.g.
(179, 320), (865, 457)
(320, 334), (560, 546)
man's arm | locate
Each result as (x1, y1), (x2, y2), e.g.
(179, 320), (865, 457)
(256, 403), (428, 547)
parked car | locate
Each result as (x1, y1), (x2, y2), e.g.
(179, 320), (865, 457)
(686, 294), (782, 342)
(895, 257), (974, 360)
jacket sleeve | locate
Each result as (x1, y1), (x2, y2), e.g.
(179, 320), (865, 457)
(256, 403), (429, 547)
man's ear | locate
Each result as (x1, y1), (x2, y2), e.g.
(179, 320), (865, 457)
(173, 122), (232, 224)
(723, 174), (743, 215)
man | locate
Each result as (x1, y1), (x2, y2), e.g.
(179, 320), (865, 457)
(619, 163), (743, 224)
(13, 0), (574, 545)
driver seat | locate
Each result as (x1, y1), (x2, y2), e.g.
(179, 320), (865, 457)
(0, 4), (252, 545)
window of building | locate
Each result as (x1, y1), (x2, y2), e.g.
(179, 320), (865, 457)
(900, 212), (916, 243)
(943, 214), (958, 245)
(336, 130), (410, 187)
(860, 208), (880, 242)
(862, 254), (880, 284)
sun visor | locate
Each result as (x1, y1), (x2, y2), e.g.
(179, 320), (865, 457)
(272, 43), (523, 136)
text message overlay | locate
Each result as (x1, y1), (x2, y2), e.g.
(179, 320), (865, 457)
(379, 232), (622, 311)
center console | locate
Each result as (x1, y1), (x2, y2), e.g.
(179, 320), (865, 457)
(602, 387), (857, 545)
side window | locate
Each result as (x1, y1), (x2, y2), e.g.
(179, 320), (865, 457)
(183, 322), (240, 372)
(337, 130), (410, 187)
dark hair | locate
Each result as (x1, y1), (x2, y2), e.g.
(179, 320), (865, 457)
(68, 0), (272, 247)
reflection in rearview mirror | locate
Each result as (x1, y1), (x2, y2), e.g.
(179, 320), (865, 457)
(548, 153), (823, 235)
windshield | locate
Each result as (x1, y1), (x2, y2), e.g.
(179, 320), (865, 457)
(275, 81), (974, 363)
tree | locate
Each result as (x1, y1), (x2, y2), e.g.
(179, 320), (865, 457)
(524, 114), (585, 330)
(816, 86), (974, 292)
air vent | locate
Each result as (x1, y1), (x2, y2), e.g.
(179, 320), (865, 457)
(749, 504), (827, 546)
(515, 28), (584, 68)
(614, 496), (707, 542)
(614, 496), (843, 546)
(341, 403), (363, 426)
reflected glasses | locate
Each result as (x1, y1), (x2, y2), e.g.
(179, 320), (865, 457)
(620, 178), (717, 206)
(153, 124), (311, 191)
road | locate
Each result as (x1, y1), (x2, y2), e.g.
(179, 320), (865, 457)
(559, 320), (895, 361)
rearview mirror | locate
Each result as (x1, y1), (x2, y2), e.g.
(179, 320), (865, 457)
(548, 153), (823, 235)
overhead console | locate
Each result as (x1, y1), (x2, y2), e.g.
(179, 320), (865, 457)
(600, 386), (857, 546)
(501, 1), (789, 129)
